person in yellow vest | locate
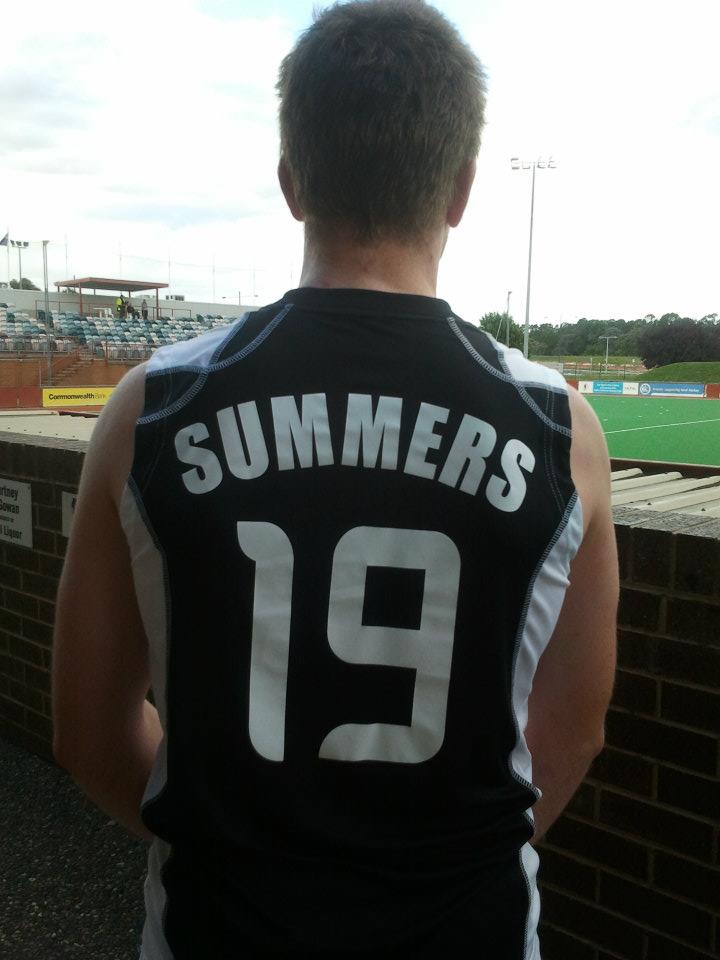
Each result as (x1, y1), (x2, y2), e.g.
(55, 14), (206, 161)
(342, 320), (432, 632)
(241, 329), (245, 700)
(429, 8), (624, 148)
(115, 296), (124, 319)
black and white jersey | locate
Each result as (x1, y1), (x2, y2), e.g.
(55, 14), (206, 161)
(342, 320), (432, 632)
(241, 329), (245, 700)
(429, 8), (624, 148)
(120, 287), (582, 959)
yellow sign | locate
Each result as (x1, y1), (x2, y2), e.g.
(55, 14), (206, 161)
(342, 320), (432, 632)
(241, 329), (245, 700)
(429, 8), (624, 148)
(43, 387), (114, 408)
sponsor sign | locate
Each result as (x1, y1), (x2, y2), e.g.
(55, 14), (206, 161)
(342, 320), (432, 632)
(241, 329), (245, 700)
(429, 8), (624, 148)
(61, 491), (77, 538)
(43, 387), (114, 408)
(578, 381), (593, 394)
(638, 382), (705, 398)
(591, 381), (624, 395)
(0, 478), (33, 548)
(623, 382), (640, 396)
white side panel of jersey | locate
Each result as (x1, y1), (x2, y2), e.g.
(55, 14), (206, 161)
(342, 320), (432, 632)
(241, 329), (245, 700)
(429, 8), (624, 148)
(146, 320), (242, 374)
(120, 485), (174, 960)
(139, 839), (175, 960)
(119, 483), (168, 736)
(489, 336), (569, 393)
(510, 495), (583, 959)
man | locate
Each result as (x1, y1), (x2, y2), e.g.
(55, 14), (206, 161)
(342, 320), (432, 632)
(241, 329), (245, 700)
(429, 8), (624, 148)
(52, 2), (618, 957)
(141, 298), (148, 322)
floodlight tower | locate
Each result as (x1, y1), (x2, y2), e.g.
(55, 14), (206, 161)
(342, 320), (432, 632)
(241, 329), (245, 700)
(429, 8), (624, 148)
(510, 156), (556, 358)
(598, 334), (618, 373)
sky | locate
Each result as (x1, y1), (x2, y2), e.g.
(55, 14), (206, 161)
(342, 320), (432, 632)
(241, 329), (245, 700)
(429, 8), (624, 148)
(1, 0), (718, 324)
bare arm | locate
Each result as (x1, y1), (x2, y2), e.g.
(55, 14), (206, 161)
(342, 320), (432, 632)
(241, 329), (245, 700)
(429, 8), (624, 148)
(52, 364), (160, 841)
(526, 388), (618, 842)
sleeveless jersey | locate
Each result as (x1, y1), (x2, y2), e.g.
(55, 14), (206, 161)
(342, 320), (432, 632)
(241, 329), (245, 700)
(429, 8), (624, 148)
(120, 287), (582, 959)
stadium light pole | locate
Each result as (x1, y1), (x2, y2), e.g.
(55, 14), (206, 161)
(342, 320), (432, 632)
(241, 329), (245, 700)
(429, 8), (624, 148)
(511, 156), (556, 358)
(598, 335), (617, 373)
(506, 290), (512, 346)
(42, 241), (52, 385)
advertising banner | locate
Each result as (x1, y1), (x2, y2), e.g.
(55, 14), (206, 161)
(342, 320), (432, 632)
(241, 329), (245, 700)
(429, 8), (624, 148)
(0, 478), (33, 548)
(591, 381), (624, 395)
(622, 382), (640, 396)
(578, 381), (593, 394)
(43, 387), (114, 408)
(638, 382), (705, 398)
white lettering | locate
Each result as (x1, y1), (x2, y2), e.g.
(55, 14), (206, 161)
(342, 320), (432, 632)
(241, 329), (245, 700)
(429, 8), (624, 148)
(217, 402), (269, 480)
(272, 394), (334, 471)
(403, 403), (449, 480)
(486, 439), (536, 513)
(341, 394), (402, 470)
(438, 414), (497, 495)
(175, 423), (224, 494)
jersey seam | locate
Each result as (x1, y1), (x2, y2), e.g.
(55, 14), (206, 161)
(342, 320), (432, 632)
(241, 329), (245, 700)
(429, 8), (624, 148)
(448, 317), (572, 435)
(143, 315), (248, 381)
(138, 305), (293, 424)
(125, 474), (173, 818)
(508, 492), (580, 793)
(544, 392), (565, 514)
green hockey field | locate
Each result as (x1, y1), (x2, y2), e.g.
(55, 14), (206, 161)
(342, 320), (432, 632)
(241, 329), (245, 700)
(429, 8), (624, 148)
(586, 396), (720, 467)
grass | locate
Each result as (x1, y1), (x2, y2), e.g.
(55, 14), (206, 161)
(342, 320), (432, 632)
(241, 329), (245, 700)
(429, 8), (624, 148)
(627, 362), (720, 383)
(586, 395), (720, 467)
(532, 355), (641, 365)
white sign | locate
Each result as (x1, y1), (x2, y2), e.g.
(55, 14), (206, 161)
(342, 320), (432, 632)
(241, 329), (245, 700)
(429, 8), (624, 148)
(579, 381), (593, 393)
(61, 491), (77, 538)
(623, 382), (640, 396)
(0, 478), (33, 548)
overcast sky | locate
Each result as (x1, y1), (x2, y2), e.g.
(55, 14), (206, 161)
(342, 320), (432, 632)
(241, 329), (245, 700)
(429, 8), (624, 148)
(2, 0), (718, 323)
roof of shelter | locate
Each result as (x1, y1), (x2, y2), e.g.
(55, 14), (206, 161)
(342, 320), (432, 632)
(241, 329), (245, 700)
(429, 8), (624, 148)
(54, 277), (169, 293)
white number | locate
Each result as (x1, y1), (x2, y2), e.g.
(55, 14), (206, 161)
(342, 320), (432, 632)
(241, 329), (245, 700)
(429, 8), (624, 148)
(238, 524), (460, 765)
(237, 522), (294, 762)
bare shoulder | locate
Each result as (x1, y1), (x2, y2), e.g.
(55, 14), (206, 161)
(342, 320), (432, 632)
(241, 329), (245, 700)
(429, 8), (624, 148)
(566, 385), (612, 536)
(84, 362), (148, 505)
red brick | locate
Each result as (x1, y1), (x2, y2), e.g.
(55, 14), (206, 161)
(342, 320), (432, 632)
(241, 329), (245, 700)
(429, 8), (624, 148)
(660, 682), (720, 734)
(539, 924), (596, 960)
(541, 887), (645, 957)
(599, 872), (713, 947)
(656, 768), (720, 822)
(8, 635), (43, 666)
(631, 528), (673, 588)
(22, 618), (53, 646)
(566, 782), (596, 819)
(590, 747), (655, 798)
(24, 663), (50, 695)
(675, 534), (720, 597)
(654, 852), (720, 911)
(4, 588), (38, 618)
(544, 817), (650, 881)
(538, 847), (597, 900)
(647, 932), (718, 960)
(9, 680), (43, 712)
(598, 792), (714, 862)
(612, 670), (658, 715)
(24, 709), (52, 742)
(618, 588), (663, 631)
(667, 598), (720, 647)
(605, 710), (716, 775)
(21, 571), (57, 601)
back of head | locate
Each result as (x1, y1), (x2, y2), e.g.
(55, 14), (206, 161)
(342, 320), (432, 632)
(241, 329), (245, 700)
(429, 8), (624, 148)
(278, 0), (486, 243)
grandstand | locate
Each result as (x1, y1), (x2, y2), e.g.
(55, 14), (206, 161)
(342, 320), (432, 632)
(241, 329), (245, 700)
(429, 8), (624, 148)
(0, 293), (242, 365)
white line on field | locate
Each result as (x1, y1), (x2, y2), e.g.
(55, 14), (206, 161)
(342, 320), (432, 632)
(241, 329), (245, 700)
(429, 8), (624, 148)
(605, 417), (720, 435)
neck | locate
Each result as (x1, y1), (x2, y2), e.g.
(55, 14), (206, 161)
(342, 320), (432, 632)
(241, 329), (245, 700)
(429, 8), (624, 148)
(298, 224), (447, 297)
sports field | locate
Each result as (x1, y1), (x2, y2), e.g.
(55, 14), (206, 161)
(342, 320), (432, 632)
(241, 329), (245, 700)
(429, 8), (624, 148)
(586, 396), (720, 467)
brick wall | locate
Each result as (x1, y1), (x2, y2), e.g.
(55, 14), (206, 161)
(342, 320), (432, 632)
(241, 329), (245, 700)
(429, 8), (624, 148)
(0, 434), (85, 758)
(539, 506), (720, 960)
(0, 437), (719, 957)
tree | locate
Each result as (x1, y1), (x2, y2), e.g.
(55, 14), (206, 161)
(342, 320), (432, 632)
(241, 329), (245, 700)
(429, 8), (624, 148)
(638, 318), (720, 367)
(479, 312), (524, 350)
(9, 277), (40, 290)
